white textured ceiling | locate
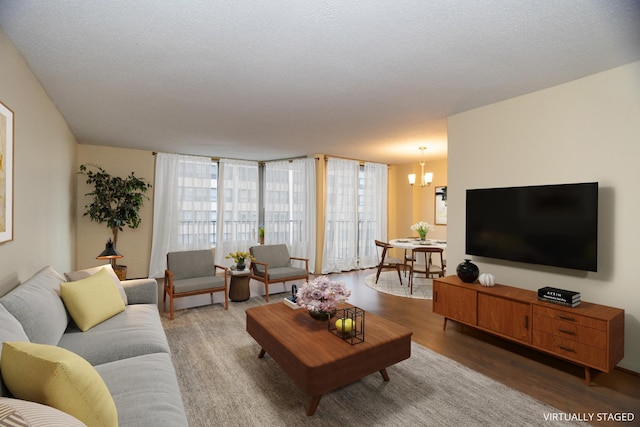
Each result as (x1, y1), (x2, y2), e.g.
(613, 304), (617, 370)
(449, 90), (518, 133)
(1, 1), (639, 164)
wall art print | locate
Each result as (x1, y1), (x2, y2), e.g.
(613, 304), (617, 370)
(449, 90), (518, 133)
(435, 186), (447, 225)
(0, 100), (14, 243)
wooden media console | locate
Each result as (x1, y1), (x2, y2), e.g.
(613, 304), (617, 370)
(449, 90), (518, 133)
(433, 275), (624, 385)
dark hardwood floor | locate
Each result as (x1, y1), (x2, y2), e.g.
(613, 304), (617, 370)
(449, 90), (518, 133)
(329, 269), (640, 427)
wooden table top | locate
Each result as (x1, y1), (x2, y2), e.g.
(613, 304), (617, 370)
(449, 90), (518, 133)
(246, 302), (412, 366)
(246, 302), (412, 398)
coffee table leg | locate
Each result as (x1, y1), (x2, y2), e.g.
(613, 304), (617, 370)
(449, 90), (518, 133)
(307, 395), (323, 416)
(379, 368), (390, 381)
(258, 348), (266, 358)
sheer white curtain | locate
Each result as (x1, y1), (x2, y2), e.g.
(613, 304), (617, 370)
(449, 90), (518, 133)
(264, 158), (316, 272)
(321, 158), (359, 273)
(214, 159), (259, 266)
(359, 162), (388, 268)
(148, 153), (214, 278)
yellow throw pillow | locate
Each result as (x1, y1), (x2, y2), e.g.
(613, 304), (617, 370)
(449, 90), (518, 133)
(60, 268), (125, 331)
(0, 341), (117, 427)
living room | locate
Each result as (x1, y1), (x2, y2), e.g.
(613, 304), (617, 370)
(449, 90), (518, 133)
(1, 2), (639, 424)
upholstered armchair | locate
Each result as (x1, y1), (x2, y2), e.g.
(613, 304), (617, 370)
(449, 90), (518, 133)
(249, 244), (309, 302)
(164, 250), (228, 320)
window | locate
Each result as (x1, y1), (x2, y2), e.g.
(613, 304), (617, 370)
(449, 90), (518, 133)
(175, 160), (218, 246)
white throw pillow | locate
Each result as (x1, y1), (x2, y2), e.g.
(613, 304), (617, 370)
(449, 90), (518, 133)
(0, 397), (88, 426)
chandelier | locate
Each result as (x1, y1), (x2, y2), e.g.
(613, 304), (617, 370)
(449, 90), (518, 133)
(408, 146), (433, 187)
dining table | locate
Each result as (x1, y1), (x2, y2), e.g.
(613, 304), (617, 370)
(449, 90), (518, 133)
(389, 238), (447, 251)
(388, 238), (447, 276)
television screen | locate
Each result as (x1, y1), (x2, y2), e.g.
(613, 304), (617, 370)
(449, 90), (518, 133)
(466, 182), (598, 272)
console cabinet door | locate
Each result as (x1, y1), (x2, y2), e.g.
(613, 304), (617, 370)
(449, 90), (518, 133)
(433, 281), (477, 325)
(477, 294), (531, 344)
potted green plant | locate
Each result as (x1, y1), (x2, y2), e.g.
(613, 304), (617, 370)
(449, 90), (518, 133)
(258, 224), (265, 244)
(79, 164), (152, 279)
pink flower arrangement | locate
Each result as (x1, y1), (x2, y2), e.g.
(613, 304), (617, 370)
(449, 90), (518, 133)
(296, 276), (351, 313)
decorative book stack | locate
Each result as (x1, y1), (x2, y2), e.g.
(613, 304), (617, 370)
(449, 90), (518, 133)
(284, 285), (302, 309)
(537, 286), (581, 307)
(283, 296), (302, 309)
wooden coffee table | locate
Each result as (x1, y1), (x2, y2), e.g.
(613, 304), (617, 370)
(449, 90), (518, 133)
(246, 302), (412, 415)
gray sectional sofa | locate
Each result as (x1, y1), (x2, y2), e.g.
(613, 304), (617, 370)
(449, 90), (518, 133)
(0, 265), (188, 426)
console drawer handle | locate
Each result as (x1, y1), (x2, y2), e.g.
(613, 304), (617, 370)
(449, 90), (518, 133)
(558, 328), (576, 336)
(559, 345), (576, 353)
(558, 315), (576, 322)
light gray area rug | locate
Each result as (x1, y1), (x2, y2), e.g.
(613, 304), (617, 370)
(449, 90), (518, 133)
(162, 295), (583, 427)
(364, 271), (432, 299)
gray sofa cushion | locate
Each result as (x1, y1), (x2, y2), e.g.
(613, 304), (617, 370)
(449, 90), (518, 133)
(0, 265), (69, 346)
(58, 304), (170, 366)
(252, 266), (308, 281)
(250, 244), (292, 272)
(167, 250), (215, 280)
(0, 305), (30, 397)
(0, 304), (29, 346)
(95, 353), (188, 427)
(173, 276), (225, 294)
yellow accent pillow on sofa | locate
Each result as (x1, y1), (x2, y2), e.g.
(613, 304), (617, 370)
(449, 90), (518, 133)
(60, 268), (125, 331)
(0, 341), (117, 427)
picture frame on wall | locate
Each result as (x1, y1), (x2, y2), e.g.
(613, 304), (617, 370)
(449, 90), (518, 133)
(0, 100), (14, 244)
(435, 186), (447, 225)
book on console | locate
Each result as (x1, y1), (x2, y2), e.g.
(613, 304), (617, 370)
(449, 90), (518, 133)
(538, 296), (581, 308)
(538, 286), (581, 301)
(538, 292), (581, 304)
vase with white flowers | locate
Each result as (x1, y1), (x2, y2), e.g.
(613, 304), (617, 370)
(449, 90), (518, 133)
(410, 221), (434, 242)
(296, 276), (352, 320)
(225, 251), (255, 271)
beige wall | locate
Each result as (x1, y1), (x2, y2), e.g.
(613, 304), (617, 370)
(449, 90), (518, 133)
(76, 145), (155, 279)
(0, 30), (77, 295)
(390, 159), (448, 259)
(448, 61), (640, 372)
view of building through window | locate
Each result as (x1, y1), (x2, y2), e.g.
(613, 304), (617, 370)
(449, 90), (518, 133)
(176, 160), (378, 268)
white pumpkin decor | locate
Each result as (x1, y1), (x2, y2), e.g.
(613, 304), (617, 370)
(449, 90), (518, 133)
(479, 273), (496, 287)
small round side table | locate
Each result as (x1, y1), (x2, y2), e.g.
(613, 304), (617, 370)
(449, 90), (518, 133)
(229, 269), (251, 302)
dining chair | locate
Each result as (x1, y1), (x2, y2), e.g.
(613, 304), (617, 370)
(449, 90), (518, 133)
(407, 247), (446, 294)
(374, 240), (403, 284)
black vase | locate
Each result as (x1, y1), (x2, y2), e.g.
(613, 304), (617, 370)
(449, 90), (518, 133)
(456, 259), (479, 283)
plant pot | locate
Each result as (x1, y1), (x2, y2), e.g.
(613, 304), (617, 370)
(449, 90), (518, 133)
(308, 309), (336, 321)
(114, 265), (127, 281)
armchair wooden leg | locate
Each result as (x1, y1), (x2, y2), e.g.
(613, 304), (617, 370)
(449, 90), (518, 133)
(265, 283), (270, 302)
(169, 295), (175, 320)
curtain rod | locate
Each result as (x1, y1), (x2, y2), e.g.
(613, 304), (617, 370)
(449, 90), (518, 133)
(323, 154), (389, 167)
(152, 151), (317, 164)
(152, 151), (219, 161)
(152, 151), (387, 167)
